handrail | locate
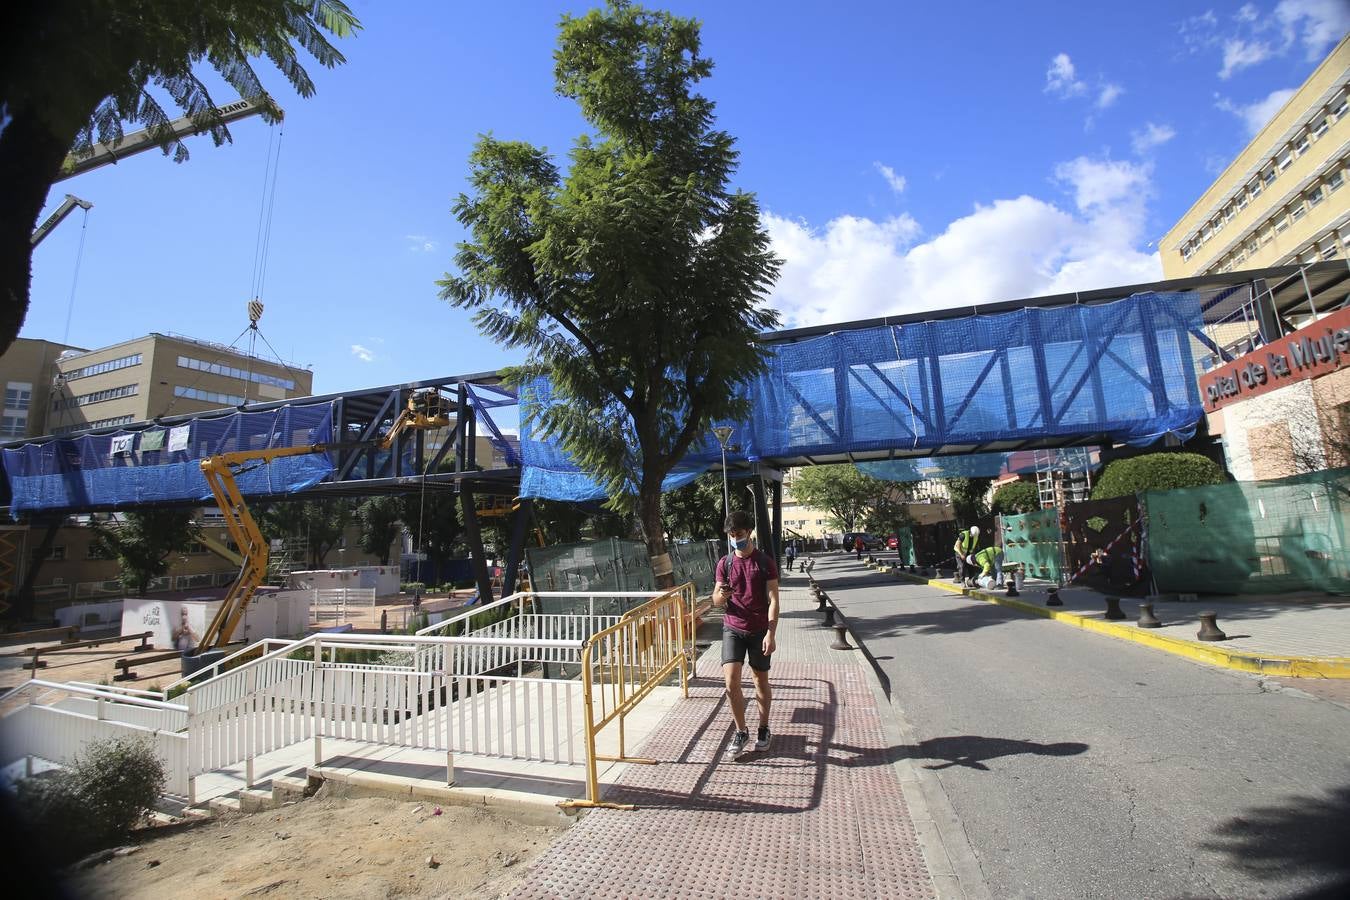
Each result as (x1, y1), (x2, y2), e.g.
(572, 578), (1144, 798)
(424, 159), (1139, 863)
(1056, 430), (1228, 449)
(415, 592), (527, 635)
(65, 681), (167, 700)
(19, 678), (189, 712)
(159, 637), (298, 695)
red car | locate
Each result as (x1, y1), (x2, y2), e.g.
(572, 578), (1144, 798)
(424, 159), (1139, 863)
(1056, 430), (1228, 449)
(886, 535), (899, 550)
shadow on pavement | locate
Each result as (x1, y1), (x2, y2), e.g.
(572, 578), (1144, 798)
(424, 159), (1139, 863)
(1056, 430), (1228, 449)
(1200, 779), (1350, 898)
(896, 735), (1089, 771)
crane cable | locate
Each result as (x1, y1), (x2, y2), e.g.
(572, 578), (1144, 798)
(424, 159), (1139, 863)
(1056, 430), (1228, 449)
(60, 205), (92, 345)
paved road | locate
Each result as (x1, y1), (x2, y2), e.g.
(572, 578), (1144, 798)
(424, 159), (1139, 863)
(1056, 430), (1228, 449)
(811, 554), (1350, 900)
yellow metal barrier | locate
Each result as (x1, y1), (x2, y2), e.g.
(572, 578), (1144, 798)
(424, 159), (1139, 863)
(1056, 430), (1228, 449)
(561, 583), (693, 810)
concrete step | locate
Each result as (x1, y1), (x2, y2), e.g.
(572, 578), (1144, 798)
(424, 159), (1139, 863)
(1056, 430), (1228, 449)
(238, 788), (277, 813)
(207, 795), (241, 816)
(181, 805), (213, 821)
(270, 774), (314, 804)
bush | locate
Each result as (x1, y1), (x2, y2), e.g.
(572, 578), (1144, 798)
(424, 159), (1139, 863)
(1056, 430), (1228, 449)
(1091, 452), (1225, 500)
(991, 480), (1040, 516)
(16, 736), (167, 863)
(400, 581), (426, 594)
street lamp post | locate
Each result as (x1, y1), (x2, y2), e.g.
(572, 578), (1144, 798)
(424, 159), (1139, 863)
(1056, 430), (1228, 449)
(712, 426), (735, 520)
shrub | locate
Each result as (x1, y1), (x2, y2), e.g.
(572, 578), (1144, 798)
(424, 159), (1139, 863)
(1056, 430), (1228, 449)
(16, 736), (166, 863)
(1091, 452), (1224, 500)
(991, 480), (1040, 516)
(400, 581), (426, 594)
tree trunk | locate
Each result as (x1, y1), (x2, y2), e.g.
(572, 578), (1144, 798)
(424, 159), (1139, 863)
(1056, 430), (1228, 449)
(639, 487), (675, 590)
(0, 104), (73, 355)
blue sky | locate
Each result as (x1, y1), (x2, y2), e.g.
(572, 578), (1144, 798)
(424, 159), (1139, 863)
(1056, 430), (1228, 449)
(24, 0), (1349, 401)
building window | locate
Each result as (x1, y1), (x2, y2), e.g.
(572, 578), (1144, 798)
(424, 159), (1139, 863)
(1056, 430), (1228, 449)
(53, 383), (138, 410)
(1290, 202), (1306, 222)
(1274, 215), (1289, 233)
(1308, 185), (1325, 207)
(177, 356), (296, 391)
(62, 354), (143, 381)
(173, 385), (245, 407)
(1263, 168), (1276, 186)
(1246, 239), (1259, 256)
(0, 414), (26, 438)
(86, 542), (114, 560)
(1313, 116), (1329, 137)
(1328, 169), (1344, 192)
(1294, 136), (1309, 156)
(1332, 95), (1348, 119)
(51, 415), (136, 436)
(45, 545), (66, 561)
(1322, 241), (1341, 260)
(1250, 179), (1263, 199)
(1277, 150), (1293, 171)
(5, 382), (32, 411)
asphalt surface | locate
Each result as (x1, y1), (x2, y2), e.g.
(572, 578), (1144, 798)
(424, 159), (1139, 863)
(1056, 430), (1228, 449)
(810, 553), (1350, 900)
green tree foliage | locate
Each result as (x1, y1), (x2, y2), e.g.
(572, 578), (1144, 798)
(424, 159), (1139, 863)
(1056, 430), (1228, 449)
(942, 476), (995, 526)
(90, 509), (198, 596)
(0, 2), (360, 357)
(15, 736), (166, 864)
(256, 498), (353, 568)
(789, 465), (913, 533)
(991, 479), (1040, 517)
(532, 499), (589, 545)
(439, 1), (780, 586)
(356, 496), (402, 565)
(1091, 452), (1225, 500)
(661, 473), (726, 541)
(400, 489), (461, 572)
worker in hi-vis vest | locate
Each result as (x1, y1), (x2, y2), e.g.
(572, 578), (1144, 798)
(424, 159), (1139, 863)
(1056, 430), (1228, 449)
(969, 544), (1004, 589)
(953, 525), (980, 584)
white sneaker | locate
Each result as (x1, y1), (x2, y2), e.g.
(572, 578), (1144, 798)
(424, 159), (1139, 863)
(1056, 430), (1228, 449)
(727, 730), (749, 757)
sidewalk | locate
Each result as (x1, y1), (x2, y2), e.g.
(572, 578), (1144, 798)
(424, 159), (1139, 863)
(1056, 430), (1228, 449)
(856, 552), (1350, 679)
(509, 573), (955, 900)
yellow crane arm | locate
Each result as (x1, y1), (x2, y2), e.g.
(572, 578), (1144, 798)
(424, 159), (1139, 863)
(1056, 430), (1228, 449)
(194, 390), (452, 651)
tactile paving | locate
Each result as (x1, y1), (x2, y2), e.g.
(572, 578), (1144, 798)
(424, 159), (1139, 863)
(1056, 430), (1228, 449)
(510, 574), (937, 899)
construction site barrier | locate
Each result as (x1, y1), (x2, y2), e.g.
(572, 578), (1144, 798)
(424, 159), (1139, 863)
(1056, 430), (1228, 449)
(561, 583), (693, 811)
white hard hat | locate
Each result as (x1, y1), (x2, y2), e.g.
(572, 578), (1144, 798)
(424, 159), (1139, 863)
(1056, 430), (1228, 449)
(970, 525), (980, 536)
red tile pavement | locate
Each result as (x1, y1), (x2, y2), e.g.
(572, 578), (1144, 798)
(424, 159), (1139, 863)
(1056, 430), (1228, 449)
(510, 656), (936, 899)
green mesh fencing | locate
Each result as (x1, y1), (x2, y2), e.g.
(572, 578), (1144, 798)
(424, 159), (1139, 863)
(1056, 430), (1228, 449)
(1000, 509), (1064, 582)
(525, 537), (719, 616)
(1144, 467), (1350, 596)
(894, 527), (917, 566)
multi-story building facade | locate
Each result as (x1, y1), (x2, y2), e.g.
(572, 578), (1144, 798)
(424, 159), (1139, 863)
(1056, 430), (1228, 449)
(1161, 35), (1349, 282)
(0, 332), (314, 439)
(45, 332), (313, 436)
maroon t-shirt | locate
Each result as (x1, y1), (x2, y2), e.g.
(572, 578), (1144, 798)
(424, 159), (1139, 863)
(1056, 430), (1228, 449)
(718, 549), (779, 634)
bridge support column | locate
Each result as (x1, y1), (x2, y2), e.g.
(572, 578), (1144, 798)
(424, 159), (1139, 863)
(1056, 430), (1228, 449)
(503, 498), (532, 597)
(460, 487), (493, 605)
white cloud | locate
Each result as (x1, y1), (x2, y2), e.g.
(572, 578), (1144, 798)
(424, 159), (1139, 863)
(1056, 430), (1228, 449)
(1045, 53), (1087, 97)
(404, 234), (438, 253)
(1096, 83), (1125, 109)
(350, 344), (376, 363)
(1219, 38), (1274, 78)
(873, 162), (907, 195)
(1236, 4), (1260, 22)
(1275, 0), (1350, 60)
(1217, 87), (1298, 135)
(1131, 122), (1178, 154)
(762, 156), (1161, 328)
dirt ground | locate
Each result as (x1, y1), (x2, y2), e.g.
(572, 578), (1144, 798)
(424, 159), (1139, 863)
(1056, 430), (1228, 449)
(64, 793), (566, 899)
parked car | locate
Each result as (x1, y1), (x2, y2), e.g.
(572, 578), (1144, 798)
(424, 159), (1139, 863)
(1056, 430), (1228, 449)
(842, 532), (882, 550)
(886, 535), (899, 550)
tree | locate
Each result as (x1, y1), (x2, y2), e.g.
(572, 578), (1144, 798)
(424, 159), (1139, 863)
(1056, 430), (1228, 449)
(991, 479), (1040, 517)
(439, 1), (780, 588)
(661, 473), (725, 541)
(400, 490), (461, 576)
(1091, 453), (1224, 500)
(532, 499), (589, 545)
(789, 465), (913, 533)
(0, 2), (360, 358)
(90, 509), (198, 596)
(255, 498), (353, 568)
(356, 497), (402, 566)
(941, 476), (995, 527)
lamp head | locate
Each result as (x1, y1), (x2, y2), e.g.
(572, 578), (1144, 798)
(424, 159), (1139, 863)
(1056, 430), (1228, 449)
(712, 426), (734, 449)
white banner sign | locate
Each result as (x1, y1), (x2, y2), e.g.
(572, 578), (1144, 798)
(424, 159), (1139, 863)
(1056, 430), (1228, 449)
(167, 424), (191, 453)
(109, 434), (135, 457)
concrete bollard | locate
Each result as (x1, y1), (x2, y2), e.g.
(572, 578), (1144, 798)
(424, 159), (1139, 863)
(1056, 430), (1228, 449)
(1196, 611), (1227, 641)
(822, 605), (836, 628)
(1104, 596), (1127, 620)
(816, 590), (828, 612)
(1046, 587), (1063, 607)
(1005, 581), (1020, 598)
(1137, 602), (1161, 628)
(830, 622), (853, 650)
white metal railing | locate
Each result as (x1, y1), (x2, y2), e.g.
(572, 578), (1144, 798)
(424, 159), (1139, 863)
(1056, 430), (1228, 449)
(3, 589), (679, 805)
(309, 587), (377, 624)
(0, 681), (191, 798)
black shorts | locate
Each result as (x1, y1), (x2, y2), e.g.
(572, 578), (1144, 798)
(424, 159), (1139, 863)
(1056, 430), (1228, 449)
(722, 626), (771, 672)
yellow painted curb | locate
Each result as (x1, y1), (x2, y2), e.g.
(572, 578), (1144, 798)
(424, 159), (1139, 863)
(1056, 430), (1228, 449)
(900, 573), (1350, 679)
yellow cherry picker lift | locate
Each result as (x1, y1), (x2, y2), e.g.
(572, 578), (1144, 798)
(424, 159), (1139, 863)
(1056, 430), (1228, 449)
(193, 389), (452, 653)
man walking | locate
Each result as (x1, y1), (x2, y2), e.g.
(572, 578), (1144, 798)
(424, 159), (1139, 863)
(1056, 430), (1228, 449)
(785, 540), (798, 571)
(713, 510), (780, 757)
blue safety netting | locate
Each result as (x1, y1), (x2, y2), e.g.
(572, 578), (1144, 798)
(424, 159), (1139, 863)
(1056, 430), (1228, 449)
(3, 402), (334, 514)
(520, 292), (1205, 501)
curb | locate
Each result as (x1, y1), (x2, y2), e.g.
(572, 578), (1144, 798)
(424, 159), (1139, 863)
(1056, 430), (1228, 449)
(307, 766), (575, 826)
(888, 570), (1350, 680)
